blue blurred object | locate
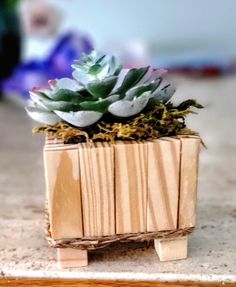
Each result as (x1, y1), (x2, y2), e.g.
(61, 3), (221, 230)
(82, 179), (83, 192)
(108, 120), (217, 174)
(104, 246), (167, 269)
(3, 32), (93, 98)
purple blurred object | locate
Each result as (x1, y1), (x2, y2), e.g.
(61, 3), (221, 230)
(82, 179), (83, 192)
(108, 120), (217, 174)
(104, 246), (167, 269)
(3, 32), (93, 98)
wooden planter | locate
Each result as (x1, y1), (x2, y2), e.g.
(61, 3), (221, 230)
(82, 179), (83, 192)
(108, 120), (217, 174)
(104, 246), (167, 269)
(44, 135), (200, 268)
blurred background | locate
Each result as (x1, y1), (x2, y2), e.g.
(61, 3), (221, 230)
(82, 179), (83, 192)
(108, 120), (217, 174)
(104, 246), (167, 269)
(1, 0), (236, 275)
(1, 0), (236, 101)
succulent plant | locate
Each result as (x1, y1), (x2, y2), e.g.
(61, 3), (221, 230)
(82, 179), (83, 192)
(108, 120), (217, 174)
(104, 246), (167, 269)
(26, 50), (176, 128)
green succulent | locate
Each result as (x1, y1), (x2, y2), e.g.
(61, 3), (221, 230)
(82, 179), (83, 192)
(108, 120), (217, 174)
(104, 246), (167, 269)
(26, 50), (176, 128)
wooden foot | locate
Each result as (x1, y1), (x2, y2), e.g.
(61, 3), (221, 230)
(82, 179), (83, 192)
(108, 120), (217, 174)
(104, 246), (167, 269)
(57, 248), (88, 268)
(154, 236), (188, 261)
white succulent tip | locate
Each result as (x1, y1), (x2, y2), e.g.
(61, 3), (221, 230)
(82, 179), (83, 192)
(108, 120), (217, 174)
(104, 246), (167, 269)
(50, 78), (82, 92)
(25, 107), (60, 125)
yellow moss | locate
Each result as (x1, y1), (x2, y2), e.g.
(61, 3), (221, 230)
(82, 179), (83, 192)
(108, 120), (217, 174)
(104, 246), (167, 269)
(33, 100), (202, 143)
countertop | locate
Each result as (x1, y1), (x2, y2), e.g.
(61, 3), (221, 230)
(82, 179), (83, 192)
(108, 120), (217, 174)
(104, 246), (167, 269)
(0, 76), (236, 284)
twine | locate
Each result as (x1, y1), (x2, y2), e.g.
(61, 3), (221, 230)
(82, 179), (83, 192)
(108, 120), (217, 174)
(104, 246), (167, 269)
(45, 207), (194, 251)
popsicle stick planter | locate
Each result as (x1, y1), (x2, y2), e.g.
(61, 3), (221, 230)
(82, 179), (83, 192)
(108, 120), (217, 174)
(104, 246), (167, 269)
(44, 135), (200, 268)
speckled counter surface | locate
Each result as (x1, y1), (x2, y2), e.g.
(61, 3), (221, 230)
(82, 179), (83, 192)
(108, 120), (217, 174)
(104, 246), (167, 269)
(0, 76), (236, 283)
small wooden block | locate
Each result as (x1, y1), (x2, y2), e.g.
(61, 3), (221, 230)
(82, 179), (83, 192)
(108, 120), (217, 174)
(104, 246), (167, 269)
(154, 236), (188, 261)
(44, 148), (83, 239)
(147, 138), (180, 231)
(179, 137), (201, 228)
(115, 141), (148, 234)
(57, 248), (88, 268)
(79, 142), (115, 237)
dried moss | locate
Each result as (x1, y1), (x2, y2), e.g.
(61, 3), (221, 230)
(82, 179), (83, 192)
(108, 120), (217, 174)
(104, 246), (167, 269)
(33, 99), (203, 143)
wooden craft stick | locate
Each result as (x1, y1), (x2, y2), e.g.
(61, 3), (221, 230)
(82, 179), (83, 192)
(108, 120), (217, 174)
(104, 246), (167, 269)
(147, 138), (180, 231)
(44, 147), (83, 239)
(79, 142), (115, 237)
(115, 141), (148, 234)
(155, 236), (188, 261)
(57, 248), (88, 268)
(178, 136), (201, 228)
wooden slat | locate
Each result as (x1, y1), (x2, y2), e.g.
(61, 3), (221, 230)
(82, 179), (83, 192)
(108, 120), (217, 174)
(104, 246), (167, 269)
(178, 137), (201, 228)
(44, 147), (83, 239)
(45, 134), (64, 145)
(147, 138), (180, 231)
(44, 142), (78, 151)
(115, 142), (147, 234)
(154, 236), (188, 261)
(79, 142), (115, 237)
(57, 248), (88, 268)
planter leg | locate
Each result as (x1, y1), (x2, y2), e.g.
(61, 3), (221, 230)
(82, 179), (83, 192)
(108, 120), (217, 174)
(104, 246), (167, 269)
(154, 236), (188, 261)
(57, 248), (88, 268)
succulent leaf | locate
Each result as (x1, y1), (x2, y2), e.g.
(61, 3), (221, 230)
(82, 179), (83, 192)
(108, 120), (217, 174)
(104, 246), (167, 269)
(96, 55), (106, 64)
(144, 68), (167, 83)
(72, 70), (95, 86)
(108, 91), (151, 117)
(29, 91), (50, 110)
(95, 63), (110, 80)
(109, 55), (122, 76)
(150, 84), (175, 104)
(80, 95), (119, 113)
(55, 110), (103, 127)
(87, 76), (118, 98)
(89, 63), (103, 75)
(114, 66), (150, 96)
(50, 89), (94, 102)
(124, 79), (162, 100)
(27, 99), (51, 113)
(43, 100), (82, 112)
(78, 88), (96, 98)
(25, 107), (60, 125)
(30, 91), (82, 112)
(113, 69), (129, 90)
(72, 50), (98, 70)
(51, 78), (82, 92)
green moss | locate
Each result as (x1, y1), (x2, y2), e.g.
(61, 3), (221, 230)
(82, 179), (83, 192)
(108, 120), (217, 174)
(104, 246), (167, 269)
(33, 99), (203, 144)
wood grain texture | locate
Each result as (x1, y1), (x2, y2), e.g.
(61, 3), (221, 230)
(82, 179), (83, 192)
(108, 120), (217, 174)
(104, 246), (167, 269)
(147, 138), (180, 231)
(115, 141), (147, 234)
(154, 236), (188, 261)
(1, 279), (235, 287)
(178, 137), (201, 228)
(44, 147), (83, 239)
(79, 142), (115, 237)
(57, 248), (88, 268)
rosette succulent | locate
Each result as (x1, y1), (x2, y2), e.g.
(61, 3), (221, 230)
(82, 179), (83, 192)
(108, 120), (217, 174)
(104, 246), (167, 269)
(26, 50), (176, 128)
